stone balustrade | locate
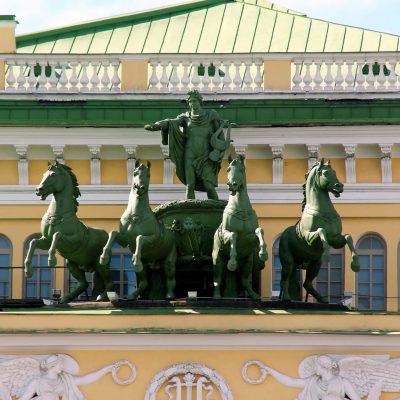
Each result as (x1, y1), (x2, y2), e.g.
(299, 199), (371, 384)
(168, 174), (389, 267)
(2, 52), (400, 94)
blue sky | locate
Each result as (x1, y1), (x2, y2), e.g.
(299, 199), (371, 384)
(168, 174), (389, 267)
(0, 0), (399, 36)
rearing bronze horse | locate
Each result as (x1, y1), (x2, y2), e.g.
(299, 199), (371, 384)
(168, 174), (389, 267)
(212, 156), (268, 300)
(100, 161), (177, 300)
(279, 159), (360, 302)
(24, 162), (114, 303)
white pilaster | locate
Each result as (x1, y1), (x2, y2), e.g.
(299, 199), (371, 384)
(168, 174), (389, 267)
(51, 145), (65, 164)
(15, 145), (29, 185)
(88, 145), (101, 185)
(307, 144), (319, 170)
(379, 144), (393, 184)
(124, 145), (137, 185)
(344, 144), (357, 184)
(161, 145), (174, 184)
(271, 145), (284, 184)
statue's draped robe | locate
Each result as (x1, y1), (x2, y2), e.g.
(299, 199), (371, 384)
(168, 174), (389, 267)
(160, 110), (223, 192)
(297, 376), (347, 400)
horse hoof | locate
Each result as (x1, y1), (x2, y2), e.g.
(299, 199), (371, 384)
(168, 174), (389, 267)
(99, 255), (109, 266)
(227, 260), (237, 271)
(127, 292), (139, 300)
(134, 262), (143, 273)
(351, 260), (360, 272)
(259, 252), (268, 262)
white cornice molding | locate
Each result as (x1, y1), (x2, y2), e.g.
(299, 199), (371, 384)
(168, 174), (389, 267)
(1, 183), (400, 205)
(1, 332), (400, 351)
(0, 126), (398, 148)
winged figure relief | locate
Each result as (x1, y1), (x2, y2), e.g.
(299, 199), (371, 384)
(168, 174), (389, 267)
(0, 354), (136, 400)
(242, 354), (400, 400)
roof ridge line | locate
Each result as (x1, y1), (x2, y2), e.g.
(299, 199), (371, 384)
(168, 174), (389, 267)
(16, 0), (232, 44)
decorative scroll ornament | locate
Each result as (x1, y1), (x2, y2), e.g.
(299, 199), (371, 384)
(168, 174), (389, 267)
(144, 362), (233, 400)
(0, 354), (136, 400)
(242, 354), (400, 400)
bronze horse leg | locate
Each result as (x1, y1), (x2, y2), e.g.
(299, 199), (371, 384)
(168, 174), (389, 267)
(133, 234), (157, 273)
(255, 227), (268, 262)
(218, 229), (238, 271)
(345, 234), (360, 272)
(164, 243), (177, 300)
(62, 259), (89, 303)
(99, 230), (119, 266)
(305, 227), (330, 263)
(24, 236), (51, 278)
(48, 231), (62, 268)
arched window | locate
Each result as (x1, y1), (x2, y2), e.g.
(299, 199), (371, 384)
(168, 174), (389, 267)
(23, 235), (53, 299)
(314, 248), (344, 303)
(356, 234), (386, 310)
(110, 242), (136, 299)
(271, 237), (282, 294)
(0, 235), (12, 299)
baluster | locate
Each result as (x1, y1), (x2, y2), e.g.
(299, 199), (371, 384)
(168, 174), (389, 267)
(366, 61), (375, 90)
(100, 60), (111, 92)
(69, 61), (79, 92)
(58, 63), (68, 91)
(212, 60), (222, 92)
(253, 60), (263, 92)
(90, 61), (100, 92)
(233, 61), (242, 92)
(27, 61), (36, 92)
(148, 60), (159, 92)
(111, 60), (121, 92)
(16, 61), (26, 91)
(323, 61), (333, 90)
(159, 61), (169, 92)
(37, 61), (48, 92)
(388, 61), (398, 91)
(313, 60), (323, 91)
(302, 61), (312, 91)
(222, 60), (232, 92)
(6, 61), (16, 91)
(48, 61), (58, 92)
(292, 61), (302, 91)
(181, 61), (190, 92)
(344, 60), (355, 91)
(332, 61), (342, 90)
(80, 61), (90, 92)
(191, 61), (200, 90)
(202, 60), (211, 92)
(377, 60), (386, 91)
(355, 61), (365, 91)
(243, 60), (253, 92)
(169, 61), (180, 93)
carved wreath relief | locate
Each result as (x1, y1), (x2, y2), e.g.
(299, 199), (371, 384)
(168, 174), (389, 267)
(144, 362), (233, 400)
(0, 354), (135, 400)
(242, 354), (400, 400)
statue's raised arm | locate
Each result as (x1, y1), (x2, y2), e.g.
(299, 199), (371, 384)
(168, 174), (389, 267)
(144, 90), (231, 200)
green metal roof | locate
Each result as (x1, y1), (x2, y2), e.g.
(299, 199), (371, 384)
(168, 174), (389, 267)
(16, 0), (400, 54)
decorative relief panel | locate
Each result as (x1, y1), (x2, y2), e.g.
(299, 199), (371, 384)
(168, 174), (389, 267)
(242, 354), (400, 400)
(0, 354), (135, 400)
(144, 362), (233, 400)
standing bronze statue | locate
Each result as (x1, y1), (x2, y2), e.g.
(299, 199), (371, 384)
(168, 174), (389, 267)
(145, 90), (231, 200)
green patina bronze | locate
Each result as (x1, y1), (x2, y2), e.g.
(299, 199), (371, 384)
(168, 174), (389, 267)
(279, 159), (360, 303)
(145, 90), (231, 200)
(24, 161), (114, 303)
(212, 156), (268, 300)
(99, 161), (177, 300)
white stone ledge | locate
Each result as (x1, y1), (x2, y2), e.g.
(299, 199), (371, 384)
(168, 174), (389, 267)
(0, 332), (399, 351)
(0, 184), (399, 205)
